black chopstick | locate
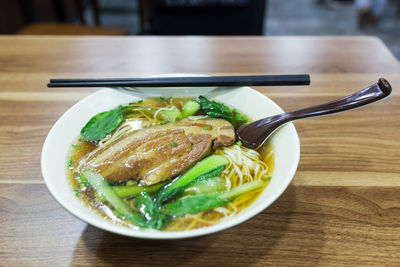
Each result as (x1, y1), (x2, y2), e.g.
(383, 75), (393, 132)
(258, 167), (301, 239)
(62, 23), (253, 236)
(47, 74), (310, 88)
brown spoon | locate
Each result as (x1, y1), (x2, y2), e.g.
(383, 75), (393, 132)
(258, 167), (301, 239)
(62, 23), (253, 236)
(237, 78), (392, 149)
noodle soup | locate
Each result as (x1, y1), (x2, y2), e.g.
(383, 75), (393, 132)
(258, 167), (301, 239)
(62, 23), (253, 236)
(67, 96), (274, 231)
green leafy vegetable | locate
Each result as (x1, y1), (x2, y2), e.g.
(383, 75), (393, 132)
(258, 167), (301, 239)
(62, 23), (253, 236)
(80, 105), (127, 141)
(158, 107), (181, 123)
(154, 155), (229, 206)
(233, 109), (247, 123)
(164, 193), (228, 216)
(170, 142), (177, 147)
(79, 96), (212, 142)
(71, 144), (80, 148)
(203, 126), (211, 130)
(113, 181), (169, 198)
(113, 211), (149, 229)
(219, 179), (267, 201)
(184, 176), (227, 195)
(158, 99), (200, 122)
(74, 188), (80, 197)
(164, 179), (267, 216)
(67, 155), (73, 170)
(135, 190), (171, 230)
(179, 100), (201, 119)
(80, 169), (149, 228)
(76, 174), (88, 186)
(81, 169), (136, 216)
(114, 176), (226, 200)
(195, 96), (247, 127)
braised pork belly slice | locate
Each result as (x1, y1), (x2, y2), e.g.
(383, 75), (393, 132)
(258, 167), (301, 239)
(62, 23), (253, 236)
(84, 118), (235, 185)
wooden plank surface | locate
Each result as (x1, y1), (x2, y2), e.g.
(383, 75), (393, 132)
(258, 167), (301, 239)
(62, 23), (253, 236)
(0, 36), (399, 266)
(0, 36), (399, 75)
(0, 184), (399, 266)
(1, 73), (399, 185)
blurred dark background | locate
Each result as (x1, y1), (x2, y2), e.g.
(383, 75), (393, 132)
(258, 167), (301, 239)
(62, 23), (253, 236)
(1, 0), (399, 59)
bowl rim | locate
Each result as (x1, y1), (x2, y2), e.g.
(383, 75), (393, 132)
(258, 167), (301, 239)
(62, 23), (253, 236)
(41, 80), (300, 239)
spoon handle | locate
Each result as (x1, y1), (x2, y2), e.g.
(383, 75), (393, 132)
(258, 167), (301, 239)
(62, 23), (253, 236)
(287, 78), (392, 120)
(238, 78), (392, 149)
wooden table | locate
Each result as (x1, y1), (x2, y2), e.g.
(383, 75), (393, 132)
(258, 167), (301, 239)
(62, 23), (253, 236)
(1, 36), (399, 266)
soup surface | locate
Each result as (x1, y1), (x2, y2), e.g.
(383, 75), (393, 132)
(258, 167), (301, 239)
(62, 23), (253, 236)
(68, 96), (274, 231)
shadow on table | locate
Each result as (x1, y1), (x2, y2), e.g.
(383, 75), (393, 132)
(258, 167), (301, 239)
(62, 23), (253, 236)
(70, 186), (325, 266)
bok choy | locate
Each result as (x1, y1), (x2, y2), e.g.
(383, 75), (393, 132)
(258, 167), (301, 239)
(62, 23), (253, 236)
(80, 169), (150, 228)
(113, 176), (226, 199)
(164, 179), (267, 216)
(154, 155), (229, 206)
(195, 95), (247, 127)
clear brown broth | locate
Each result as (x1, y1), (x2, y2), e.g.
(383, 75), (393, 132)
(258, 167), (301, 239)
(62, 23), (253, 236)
(67, 97), (274, 231)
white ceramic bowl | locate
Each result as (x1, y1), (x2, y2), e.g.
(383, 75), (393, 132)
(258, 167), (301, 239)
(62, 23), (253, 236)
(41, 75), (300, 239)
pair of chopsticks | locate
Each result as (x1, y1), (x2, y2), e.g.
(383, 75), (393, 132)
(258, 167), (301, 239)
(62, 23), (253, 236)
(47, 74), (310, 88)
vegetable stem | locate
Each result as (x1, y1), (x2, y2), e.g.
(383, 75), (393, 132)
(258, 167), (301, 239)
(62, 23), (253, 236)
(179, 100), (200, 119)
(80, 169), (148, 228)
(154, 155), (229, 206)
(219, 179), (267, 201)
(183, 176), (226, 195)
(113, 181), (169, 198)
(158, 107), (181, 123)
(113, 176), (226, 199)
(164, 179), (267, 216)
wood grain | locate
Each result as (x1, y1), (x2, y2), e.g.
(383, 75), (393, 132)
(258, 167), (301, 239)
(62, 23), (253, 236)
(0, 36), (399, 75)
(0, 36), (399, 266)
(0, 184), (399, 266)
(1, 74), (398, 185)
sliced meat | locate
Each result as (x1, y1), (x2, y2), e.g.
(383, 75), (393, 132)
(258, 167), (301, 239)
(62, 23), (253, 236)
(84, 118), (235, 185)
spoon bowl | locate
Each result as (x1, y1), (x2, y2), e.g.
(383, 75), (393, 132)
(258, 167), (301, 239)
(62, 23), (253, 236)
(237, 78), (392, 149)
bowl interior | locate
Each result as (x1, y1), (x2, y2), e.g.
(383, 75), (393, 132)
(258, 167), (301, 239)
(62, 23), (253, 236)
(41, 82), (300, 239)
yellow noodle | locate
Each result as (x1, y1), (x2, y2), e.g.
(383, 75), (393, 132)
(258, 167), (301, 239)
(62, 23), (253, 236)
(164, 144), (272, 231)
(71, 97), (273, 232)
(186, 218), (199, 230)
(232, 189), (264, 207)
